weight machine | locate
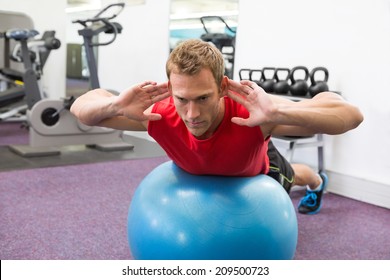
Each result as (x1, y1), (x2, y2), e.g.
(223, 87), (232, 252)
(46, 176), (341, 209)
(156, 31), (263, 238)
(8, 3), (133, 157)
(199, 16), (236, 79)
(0, 29), (62, 123)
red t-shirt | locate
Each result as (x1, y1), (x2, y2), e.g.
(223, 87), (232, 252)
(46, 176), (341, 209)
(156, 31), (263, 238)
(148, 96), (270, 176)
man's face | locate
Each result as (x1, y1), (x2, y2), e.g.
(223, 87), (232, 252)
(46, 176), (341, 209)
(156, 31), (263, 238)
(169, 68), (225, 139)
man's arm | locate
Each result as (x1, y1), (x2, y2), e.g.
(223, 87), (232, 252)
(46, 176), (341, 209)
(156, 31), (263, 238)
(226, 79), (363, 138)
(70, 81), (170, 131)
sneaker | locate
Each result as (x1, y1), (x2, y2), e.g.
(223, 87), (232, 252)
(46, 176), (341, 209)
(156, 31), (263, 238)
(298, 172), (328, 215)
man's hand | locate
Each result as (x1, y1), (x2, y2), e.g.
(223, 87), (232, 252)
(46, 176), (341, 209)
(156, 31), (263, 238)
(115, 81), (170, 121)
(226, 79), (277, 127)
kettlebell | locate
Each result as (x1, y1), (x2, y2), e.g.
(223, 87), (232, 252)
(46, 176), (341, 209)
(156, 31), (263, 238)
(260, 67), (276, 93)
(309, 67), (329, 97)
(289, 66), (309, 97)
(239, 68), (251, 80)
(249, 69), (262, 86)
(273, 68), (291, 95)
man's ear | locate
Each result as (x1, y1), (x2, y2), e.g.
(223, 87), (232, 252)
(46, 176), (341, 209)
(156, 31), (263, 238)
(220, 76), (229, 97)
(168, 80), (172, 94)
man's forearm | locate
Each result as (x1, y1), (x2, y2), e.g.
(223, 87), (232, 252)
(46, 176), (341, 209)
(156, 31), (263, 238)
(70, 89), (118, 126)
(273, 92), (363, 135)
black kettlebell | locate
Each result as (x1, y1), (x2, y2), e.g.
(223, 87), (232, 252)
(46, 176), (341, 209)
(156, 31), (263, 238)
(238, 68), (251, 80)
(309, 67), (329, 97)
(260, 67), (276, 93)
(249, 69), (262, 86)
(289, 66), (309, 97)
(273, 68), (291, 95)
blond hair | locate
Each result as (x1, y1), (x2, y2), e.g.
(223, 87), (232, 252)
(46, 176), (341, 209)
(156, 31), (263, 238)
(166, 39), (225, 87)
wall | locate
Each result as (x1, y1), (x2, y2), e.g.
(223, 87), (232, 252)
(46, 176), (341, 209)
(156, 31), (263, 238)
(97, 0), (171, 92)
(235, 0), (390, 206)
(0, 0), (67, 99)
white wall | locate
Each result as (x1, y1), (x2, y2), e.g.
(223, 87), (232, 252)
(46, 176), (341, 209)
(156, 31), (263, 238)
(235, 0), (390, 189)
(97, 0), (171, 92)
(0, 0), (67, 99)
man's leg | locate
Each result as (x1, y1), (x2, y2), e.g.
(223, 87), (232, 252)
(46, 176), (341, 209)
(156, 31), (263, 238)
(267, 140), (328, 214)
(291, 163), (321, 189)
(267, 141), (295, 194)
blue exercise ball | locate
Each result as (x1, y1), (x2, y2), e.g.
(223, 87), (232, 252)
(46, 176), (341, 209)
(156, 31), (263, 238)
(127, 161), (298, 260)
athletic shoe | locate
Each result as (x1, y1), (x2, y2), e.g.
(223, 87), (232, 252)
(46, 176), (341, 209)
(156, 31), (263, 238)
(298, 172), (328, 215)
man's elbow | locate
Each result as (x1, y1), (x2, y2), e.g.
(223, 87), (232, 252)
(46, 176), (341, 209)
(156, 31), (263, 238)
(336, 107), (364, 135)
(350, 106), (364, 130)
(70, 103), (97, 127)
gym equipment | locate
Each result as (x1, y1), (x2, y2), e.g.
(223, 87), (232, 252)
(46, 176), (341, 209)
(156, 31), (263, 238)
(238, 68), (251, 80)
(11, 30), (60, 109)
(273, 67), (291, 95)
(127, 161), (298, 260)
(0, 11), (33, 107)
(309, 66), (329, 97)
(289, 66), (309, 97)
(0, 29), (25, 108)
(248, 69), (262, 85)
(199, 16), (236, 79)
(8, 3), (133, 157)
(0, 29), (60, 122)
(73, 2), (124, 90)
(272, 134), (325, 173)
(259, 67), (276, 93)
(0, 30), (27, 120)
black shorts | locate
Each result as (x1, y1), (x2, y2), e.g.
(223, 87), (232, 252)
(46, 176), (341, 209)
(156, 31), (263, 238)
(266, 140), (295, 193)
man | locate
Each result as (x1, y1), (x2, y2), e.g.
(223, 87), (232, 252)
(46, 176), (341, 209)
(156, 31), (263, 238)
(70, 39), (363, 214)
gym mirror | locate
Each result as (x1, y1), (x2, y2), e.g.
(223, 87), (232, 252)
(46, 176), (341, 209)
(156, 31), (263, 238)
(169, 0), (239, 78)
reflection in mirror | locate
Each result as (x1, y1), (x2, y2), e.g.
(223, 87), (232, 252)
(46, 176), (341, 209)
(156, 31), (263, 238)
(169, 0), (238, 78)
(65, 0), (145, 96)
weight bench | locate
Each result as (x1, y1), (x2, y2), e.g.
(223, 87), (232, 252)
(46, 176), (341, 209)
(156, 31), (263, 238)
(271, 134), (325, 172)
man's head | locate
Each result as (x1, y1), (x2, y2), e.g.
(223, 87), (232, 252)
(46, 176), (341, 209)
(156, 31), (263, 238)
(166, 39), (225, 88)
(166, 39), (227, 139)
